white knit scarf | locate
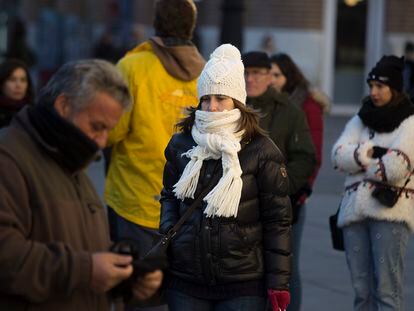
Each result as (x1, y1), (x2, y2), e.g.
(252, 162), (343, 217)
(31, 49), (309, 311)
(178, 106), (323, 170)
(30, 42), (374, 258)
(173, 109), (244, 218)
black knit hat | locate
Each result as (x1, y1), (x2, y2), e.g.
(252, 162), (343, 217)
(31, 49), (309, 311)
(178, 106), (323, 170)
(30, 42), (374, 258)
(367, 55), (405, 92)
(241, 51), (271, 69)
(153, 0), (197, 40)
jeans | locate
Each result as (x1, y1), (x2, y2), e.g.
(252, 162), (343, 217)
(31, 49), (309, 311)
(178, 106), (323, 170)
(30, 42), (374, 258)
(343, 219), (410, 311)
(287, 204), (306, 311)
(167, 289), (266, 311)
(111, 210), (169, 311)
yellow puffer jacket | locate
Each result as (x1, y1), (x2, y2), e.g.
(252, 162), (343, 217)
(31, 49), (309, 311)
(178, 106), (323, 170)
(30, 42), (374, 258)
(105, 40), (203, 229)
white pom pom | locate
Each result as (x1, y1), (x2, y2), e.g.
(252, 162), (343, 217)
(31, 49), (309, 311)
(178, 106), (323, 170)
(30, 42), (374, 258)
(210, 44), (241, 61)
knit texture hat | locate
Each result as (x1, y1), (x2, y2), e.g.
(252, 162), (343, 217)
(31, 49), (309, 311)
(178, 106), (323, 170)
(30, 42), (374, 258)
(197, 44), (246, 105)
(241, 51), (271, 69)
(367, 55), (405, 92)
(153, 0), (197, 40)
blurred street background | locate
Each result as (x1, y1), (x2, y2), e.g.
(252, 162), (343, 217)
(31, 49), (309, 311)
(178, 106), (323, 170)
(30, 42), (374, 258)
(0, 0), (413, 109)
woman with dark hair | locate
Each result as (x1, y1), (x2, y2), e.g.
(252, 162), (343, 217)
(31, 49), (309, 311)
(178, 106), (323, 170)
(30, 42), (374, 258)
(270, 52), (329, 311)
(332, 55), (414, 310)
(160, 44), (292, 311)
(0, 58), (34, 128)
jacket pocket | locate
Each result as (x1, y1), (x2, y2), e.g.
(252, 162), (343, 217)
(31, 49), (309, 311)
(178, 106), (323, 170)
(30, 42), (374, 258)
(218, 223), (263, 274)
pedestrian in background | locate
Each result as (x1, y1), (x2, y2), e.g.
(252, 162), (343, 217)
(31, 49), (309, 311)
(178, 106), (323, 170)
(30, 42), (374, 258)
(242, 52), (316, 200)
(332, 55), (414, 311)
(270, 52), (330, 311)
(160, 43), (292, 311)
(0, 58), (34, 129)
(0, 59), (163, 311)
(403, 41), (414, 101)
(105, 0), (204, 309)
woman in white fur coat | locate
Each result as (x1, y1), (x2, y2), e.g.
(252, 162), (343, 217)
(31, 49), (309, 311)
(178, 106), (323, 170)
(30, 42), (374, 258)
(332, 55), (414, 311)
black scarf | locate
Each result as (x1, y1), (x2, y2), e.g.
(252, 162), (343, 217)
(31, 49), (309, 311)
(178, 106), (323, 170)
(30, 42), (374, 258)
(0, 94), (28, 111)
(357, 96), (414, 133)
(26, 105), (99, 174)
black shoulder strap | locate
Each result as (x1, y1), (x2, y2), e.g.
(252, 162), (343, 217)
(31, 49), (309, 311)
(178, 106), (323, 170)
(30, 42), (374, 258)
(165, 161), (221, 241)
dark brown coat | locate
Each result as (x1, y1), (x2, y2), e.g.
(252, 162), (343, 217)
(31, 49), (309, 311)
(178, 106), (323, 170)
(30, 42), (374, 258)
(0, 111), (111, 310)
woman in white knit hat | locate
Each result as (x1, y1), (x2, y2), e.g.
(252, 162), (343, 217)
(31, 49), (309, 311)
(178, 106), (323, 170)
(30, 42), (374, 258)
(159, 44), (292, 311)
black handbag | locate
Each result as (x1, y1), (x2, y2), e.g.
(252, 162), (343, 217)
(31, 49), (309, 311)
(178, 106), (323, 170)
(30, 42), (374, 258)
(371, 171), (413, 208)
(329, 207), (344, 251)
(110, 165), (221, 301)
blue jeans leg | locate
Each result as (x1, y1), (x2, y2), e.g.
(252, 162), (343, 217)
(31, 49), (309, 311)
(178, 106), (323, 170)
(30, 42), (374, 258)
(369, 220), (409, 311)
(167, 290), (265, 311)
(167, 290), (211, 311)
(344, 220), (410, 311)
(287, 204), (306, 311)
(344, 221), (374, 311)
(215, 296), (266, 311)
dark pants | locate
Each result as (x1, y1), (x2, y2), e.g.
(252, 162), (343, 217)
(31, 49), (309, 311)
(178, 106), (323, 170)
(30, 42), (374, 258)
(167, 289), (266, 311)
(109, 209), (169, 311)
(287, 204), (306, 311)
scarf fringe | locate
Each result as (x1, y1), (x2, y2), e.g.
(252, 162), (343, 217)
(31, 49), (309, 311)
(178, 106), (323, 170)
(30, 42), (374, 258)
(204, 170), (242, 218)
(173, 148), (204, 199)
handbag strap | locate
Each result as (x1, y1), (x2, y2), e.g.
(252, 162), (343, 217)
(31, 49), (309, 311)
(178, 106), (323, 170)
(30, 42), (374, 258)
(164, 161), (222, 242)
(396, 168), (414, 196)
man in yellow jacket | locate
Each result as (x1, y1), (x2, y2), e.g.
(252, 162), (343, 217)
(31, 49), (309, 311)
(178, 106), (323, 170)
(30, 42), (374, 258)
(104, 0), (204, 285)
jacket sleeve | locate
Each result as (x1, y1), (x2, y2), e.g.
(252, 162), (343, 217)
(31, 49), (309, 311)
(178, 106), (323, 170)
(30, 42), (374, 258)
(285, 108), (317, 194)
(0, 151), (91, 303)
(159, 136), (181, 234)
(331, 115), (374, 174)
(107, 58), (134, 146)
(303, 96), (324, 186)
(364, 117), (414, 185)
(258, 140), (292, 290)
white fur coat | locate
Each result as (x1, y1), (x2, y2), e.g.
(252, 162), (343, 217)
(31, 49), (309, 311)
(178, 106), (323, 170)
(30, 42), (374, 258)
(332, 114), (414, 231)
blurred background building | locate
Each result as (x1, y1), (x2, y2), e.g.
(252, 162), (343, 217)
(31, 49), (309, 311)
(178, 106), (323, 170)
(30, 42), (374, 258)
(0, 0), (413, 108)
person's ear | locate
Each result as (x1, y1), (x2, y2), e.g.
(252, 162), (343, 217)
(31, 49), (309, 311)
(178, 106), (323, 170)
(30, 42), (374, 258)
(53, 95), (72, 119)
(265, 71), (273, 87)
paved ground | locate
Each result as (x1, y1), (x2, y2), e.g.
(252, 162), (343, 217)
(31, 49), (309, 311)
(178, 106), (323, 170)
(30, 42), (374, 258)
(88, 114), (414, 310)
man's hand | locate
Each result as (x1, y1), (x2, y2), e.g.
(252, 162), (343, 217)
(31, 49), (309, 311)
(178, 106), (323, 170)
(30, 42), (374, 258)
(131, 270), (163, 301)
(90, 252), (133, 293)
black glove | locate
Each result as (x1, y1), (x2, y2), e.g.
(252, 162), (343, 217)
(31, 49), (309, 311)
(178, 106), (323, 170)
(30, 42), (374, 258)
(372, 146), (388, 159)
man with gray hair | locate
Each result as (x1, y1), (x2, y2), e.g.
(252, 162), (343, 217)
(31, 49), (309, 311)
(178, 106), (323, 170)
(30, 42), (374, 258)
(0, 59), (162, 310)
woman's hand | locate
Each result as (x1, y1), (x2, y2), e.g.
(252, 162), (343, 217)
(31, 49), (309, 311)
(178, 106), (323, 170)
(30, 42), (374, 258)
(131, 270), (163, 301)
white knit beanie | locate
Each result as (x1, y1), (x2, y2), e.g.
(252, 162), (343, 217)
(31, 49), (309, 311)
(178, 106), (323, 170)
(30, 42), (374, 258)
(197, 44), (246, 105)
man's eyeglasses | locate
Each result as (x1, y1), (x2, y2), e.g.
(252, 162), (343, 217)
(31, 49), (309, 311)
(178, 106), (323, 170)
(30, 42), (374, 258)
(244, 69), (269, 79)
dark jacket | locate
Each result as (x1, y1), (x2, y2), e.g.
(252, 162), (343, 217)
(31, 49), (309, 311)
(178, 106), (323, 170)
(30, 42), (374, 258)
(0, 110), (111, 310)
(247, 87), (316, 195)
(160, 132), (292, 294)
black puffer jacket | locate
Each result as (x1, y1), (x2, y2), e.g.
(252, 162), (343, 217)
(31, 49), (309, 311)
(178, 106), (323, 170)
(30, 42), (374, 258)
(160, 132), (292, 291)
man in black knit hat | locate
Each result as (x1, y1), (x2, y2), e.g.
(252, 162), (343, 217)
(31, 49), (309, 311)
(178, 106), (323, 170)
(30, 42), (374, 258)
(242, 51), (316, 311)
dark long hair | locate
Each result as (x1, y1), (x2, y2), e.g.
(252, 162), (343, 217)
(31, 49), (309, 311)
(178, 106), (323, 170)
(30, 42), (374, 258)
(270, 53), (309, 94)
(0, 58), (34, 104)
(176, 99), (267, 144)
